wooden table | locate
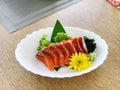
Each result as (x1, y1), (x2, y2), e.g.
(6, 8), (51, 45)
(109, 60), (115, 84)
(0, 0), (120, 90)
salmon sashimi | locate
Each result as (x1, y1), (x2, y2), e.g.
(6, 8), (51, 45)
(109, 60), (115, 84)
(48, 45), (60, 67)
(52, 44), (65, 66)
(36, 51), (55, 71)
(77, 37), (88, 54)
(56, 43), (69, 65)
(71, 38), (82, 53)
(62, 40), (76, 55)
(48, 44), (64, 66)
(36, 37), (88, 71)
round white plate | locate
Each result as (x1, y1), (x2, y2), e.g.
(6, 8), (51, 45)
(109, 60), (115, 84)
(15, 27), (108, 78)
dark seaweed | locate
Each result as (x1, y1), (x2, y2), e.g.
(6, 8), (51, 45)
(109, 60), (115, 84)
(84, 36), (96, 53)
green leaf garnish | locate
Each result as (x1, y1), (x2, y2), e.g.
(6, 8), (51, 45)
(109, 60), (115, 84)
(54, 32), (71, 42)
(89, 53), (96, 61)
(55, 67), (61, 71)
(50, 20), (66, 43)
(37, 34), (51, 51)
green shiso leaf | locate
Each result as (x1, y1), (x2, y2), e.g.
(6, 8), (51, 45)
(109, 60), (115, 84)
(50, 20), (66, 43)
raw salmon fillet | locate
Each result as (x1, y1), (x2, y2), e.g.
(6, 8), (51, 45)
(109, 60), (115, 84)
(36, 37), (88, 71)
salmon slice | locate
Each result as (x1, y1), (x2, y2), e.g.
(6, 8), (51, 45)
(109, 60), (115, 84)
(52, 44), (65, 66)
(43, 47), (59, 67)
(71, 38), (82, 53)
(56, 43), (69, 65)
(48, 45), (59, 67)
(48, 44), (64, 66)
(77, 37), (88, 54)
(62, 40), (76, 55)
(36, 52), (55, 71)
(36, 52), (45, 63)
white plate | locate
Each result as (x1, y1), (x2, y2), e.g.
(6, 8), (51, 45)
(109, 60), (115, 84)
(15, 27), (108, 78)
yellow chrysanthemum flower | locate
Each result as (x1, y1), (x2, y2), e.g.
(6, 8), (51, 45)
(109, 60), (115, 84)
(69, 53), (92, 71)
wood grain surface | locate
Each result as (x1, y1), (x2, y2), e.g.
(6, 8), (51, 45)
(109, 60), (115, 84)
(0, 0), (120, 90)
